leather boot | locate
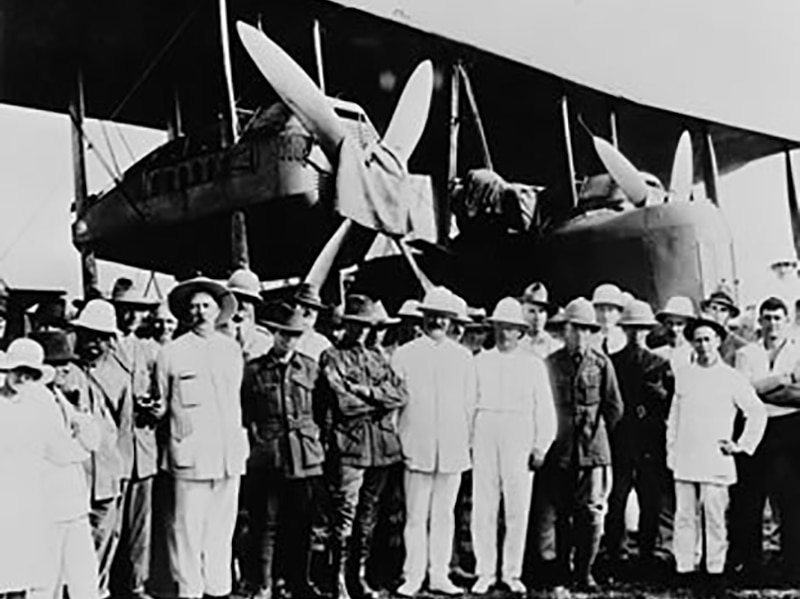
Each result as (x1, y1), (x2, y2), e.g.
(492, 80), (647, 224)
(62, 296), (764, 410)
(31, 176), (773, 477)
(333, 537), (352, 599)
(350, 536), (380, 599)
(573, 521), (603, 590)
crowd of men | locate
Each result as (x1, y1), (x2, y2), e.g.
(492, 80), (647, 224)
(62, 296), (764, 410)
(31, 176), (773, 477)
(3, 270), (800, 599)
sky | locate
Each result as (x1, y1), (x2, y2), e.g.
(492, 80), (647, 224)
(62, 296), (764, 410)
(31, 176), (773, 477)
(0, 102), (795, 308)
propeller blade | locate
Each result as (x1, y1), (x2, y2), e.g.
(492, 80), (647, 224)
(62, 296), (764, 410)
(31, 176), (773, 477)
(785, 151), (800, 260)
(395, 237), (434, 293)
(382, 60), (434, 165)
(669, 130), (693, 202)
(236, 21), (346, 162)
(305, 219), (354, 289)
(593, 136), (648, 206)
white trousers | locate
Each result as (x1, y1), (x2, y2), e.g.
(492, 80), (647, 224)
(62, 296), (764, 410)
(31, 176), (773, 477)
(673, 481), (729, 574)
(471, 412), (533, 581)
(403, 469), (461, 588)
(170, 476), (240, 598)
(30, 516), (98, 599)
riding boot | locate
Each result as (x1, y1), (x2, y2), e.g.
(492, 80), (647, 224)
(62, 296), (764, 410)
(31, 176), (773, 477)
(573, 521), (603, 590)
(349, 535), (380, 599)
(332, 536), (352, 599)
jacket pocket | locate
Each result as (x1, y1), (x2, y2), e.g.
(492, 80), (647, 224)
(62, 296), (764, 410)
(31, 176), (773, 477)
(171, 436), (196, 469)
(177, 372), (201, 407)
(579, 370), (602, 405)
(335, 425), (366, 459)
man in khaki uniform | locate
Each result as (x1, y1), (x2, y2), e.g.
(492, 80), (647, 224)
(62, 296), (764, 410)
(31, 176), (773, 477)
(155, 277), (248, 599)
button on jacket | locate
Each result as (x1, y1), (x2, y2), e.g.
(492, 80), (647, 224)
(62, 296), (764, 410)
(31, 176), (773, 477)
(242, 348), (325, 478)
(392, 335), (477, 474)
(156, 330), (248, 480)
(546, 346), (624, 468)
(320, 340), (408, 468)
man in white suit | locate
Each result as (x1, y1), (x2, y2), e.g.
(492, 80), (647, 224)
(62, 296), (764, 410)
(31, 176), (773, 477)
(392, 287), (477, 597)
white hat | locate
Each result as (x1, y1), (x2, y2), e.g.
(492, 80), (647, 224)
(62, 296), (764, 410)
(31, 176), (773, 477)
(397, 299), (423, 319)
(486, 297), (528, 329)
(72, 299), (119, 336)
(227, 268), (262, 303)
(374, 300), (400, 326)
(592, 283), (625, 309)
(418, 286), (459, 318)
(451, 293), (471, 324)
(657, 296), (696, 322)
(619, 300), (658, 328)
(2, 338), (54, 382)
(564, 297), (602, 330)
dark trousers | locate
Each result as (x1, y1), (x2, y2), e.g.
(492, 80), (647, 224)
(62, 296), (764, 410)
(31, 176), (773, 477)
(111, 477), (153, 595)
(605, 448), (666, 560)
(729, 412), (800, 575)
(248, 468), (317, 591)
(332, 464), (391, 560)
(449, 470), (475, 575)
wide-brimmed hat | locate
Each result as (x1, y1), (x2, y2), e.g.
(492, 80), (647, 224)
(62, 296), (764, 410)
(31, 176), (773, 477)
(227, 268), (263, 304)
(30, 330), (78, 364)
(520, 282), (557, 316)
(294, 282), (327, 311)
(168, 277), (237, 324)
(261, 301), (306, 335)
(700, 285), (740, 318)
(340, 295), (379, 325)
(451, 294), (472, 325)
(418, 286), (459, 318)
(71, 299), (119, 336)
(397, 299), (423, 320)
(564, 297), (602, 331)
(547, 306), (567, 327)
(592, 283), (625, 309)
(110, 277), (159, 309)
(1, 338), (54, 381)
(487, 297), (529, 329)
(685, 314), (728, 341)
(464, 307), (487, 329)
(619, 300), (658, 328)
(657, 296), (696, 322)
(374, 300), (400, 327)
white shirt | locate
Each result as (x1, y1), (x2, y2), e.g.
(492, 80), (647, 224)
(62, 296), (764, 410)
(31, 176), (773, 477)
(654, 342), (695, 371)
(667, 360), (766, 485)
(475, 347), (556, 455)
(521, 331), (563, 360)
(735, 337), (800, 418)
(392, 335), (477, 474)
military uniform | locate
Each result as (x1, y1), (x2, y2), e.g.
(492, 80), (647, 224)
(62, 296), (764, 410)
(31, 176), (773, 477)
(546, 346), (623, 584)
(242, 348), (326, 596)
(320, 339), (408, 597)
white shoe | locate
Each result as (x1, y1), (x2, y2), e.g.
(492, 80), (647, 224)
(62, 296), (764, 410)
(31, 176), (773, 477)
(471, 576), (495, 594)
(428, 578), (462, 595)
(396, 581), (421, 597)
(505, 578), (527, 594)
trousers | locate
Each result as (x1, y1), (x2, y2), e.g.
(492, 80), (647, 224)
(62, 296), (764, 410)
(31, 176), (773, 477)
(247, 468), (316, 591)
(111, 477), (153, 595)
(674, 481), (729, 574)
(169, 476), (240, 598)
(333, 465), (391, 553)
(90, 496), (122, 599)
(31, 516), (98, 599)
(605, 447), (666, 559)
(402, 470), (461, 588)
(471, 412), (534, 581)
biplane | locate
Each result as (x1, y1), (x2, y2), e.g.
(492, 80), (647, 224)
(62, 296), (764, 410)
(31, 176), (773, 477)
(2, 0), (799, 309)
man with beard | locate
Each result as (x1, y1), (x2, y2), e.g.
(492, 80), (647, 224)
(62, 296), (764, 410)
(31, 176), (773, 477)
(319, 295), (408, 599)
(154, 277), (247, 599)
(71, 299), (130, 599)
(392, 287), (476, 597)
(109, 278), (163, 599)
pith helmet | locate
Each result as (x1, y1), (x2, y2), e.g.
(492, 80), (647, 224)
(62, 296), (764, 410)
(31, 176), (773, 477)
(619, 299), (658, 328)
(418, 286), (459, 318)
(657, 296), (696, 322)
(374, 300), (400, 326)
(227, 268), (262, 304)
(487, 297), (528, 329)
(72, 299), (119, 336)
(1, 338), (54, 382)
(520, 281), (556, 316)
(592, 283), (625, 309)
(397, 299), (423, 319)
(564, 297), (601, 331)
